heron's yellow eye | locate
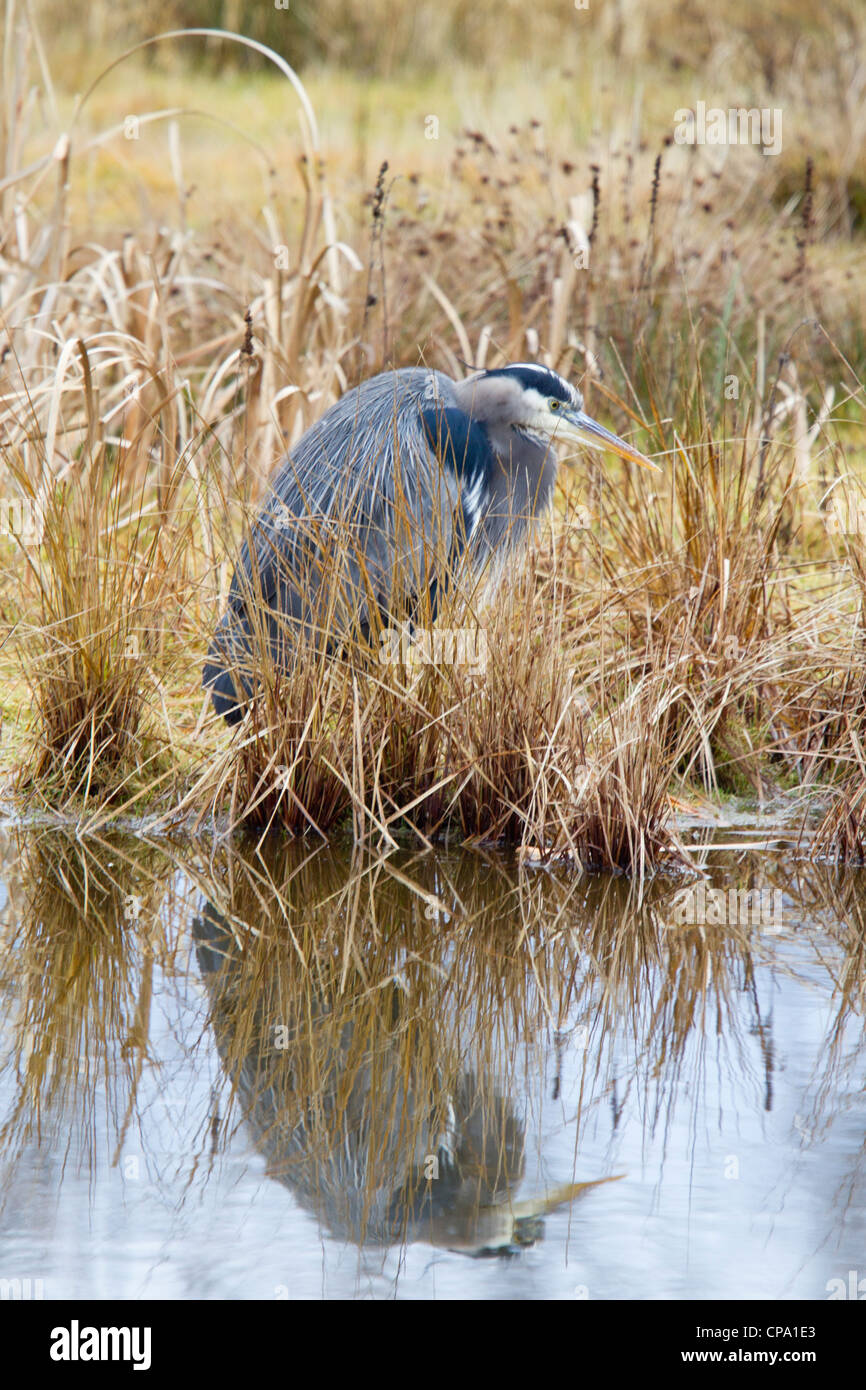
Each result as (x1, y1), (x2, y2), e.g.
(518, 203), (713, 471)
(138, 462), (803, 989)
(549, 398), (561, 411)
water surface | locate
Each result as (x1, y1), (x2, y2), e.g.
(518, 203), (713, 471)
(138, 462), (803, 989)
(0, 823), (863, 1300)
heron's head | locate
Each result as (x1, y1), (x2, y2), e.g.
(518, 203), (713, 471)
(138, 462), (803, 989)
(464, 363), (660, 471)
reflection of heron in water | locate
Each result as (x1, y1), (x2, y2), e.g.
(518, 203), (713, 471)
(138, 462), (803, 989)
(193, 902), (615, 1256)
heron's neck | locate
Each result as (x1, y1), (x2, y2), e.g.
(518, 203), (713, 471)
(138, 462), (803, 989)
(472, 426), (558, 566)
(487, 426), (557, 499)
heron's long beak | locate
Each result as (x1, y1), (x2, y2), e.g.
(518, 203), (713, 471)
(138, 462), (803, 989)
(558, 409), (661, 471)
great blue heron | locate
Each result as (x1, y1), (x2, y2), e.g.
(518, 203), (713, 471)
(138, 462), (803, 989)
(204, 363), (659, 723)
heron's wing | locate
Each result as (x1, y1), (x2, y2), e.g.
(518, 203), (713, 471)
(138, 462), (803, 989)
(228, 370), (484, 634)
(418, 405), (494, 538)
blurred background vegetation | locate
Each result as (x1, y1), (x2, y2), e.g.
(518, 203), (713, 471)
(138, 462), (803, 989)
(24, 0), (866, 247)
(35, 0), (856, 80)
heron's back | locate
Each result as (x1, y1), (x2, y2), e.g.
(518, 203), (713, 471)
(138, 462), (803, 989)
(203, 366), (554, 721)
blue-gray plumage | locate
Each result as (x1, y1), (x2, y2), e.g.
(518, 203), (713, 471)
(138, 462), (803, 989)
(204, 363), (658, 723)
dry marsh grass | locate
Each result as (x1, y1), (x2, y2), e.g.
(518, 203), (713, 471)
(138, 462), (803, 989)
(1, 2), (865, 866)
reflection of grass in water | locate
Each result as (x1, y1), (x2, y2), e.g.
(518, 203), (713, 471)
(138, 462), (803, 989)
(0, 829), (176, 1196)
(1, 831), (865, 1248)
(781, 865), (866, 1148)
(186, 841), (801, 1247)
(533, 871), (772, 1154)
